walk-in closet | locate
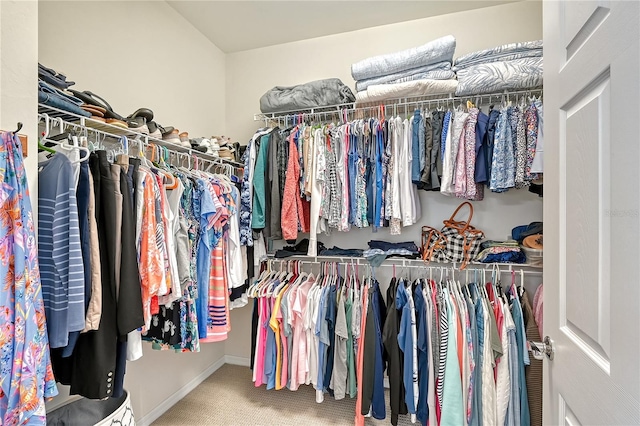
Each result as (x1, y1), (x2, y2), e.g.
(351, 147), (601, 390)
(0, 1), (637, 425)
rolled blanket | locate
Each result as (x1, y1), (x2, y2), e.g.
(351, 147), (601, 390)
(351, 35), (456, 81)
(355, 61), (455, 92)
(454, 40), (542, 70)
(355, 78), (458, 104)
(455, 57), (543, 96)
(259, 78), (355, 113)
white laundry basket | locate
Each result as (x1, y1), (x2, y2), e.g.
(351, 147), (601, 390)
(47, 390), (135, 426)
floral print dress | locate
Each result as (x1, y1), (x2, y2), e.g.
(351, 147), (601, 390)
(0, 132), (58, 425)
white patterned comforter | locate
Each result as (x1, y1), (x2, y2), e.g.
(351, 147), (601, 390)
(455, 57), (543, 96)
(453, 40), (542, 70)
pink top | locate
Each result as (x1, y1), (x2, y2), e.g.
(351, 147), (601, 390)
(254, 297), (268, 387)
(281, 132), (303, 241)
(533, 284), (543, 337)
(199, 243), (230, 343)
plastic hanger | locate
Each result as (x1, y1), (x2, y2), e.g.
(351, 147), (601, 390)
(256, 260), (276, 297)
(481, 269), (489, 300)
(38, 115), (57, 154)
(249, 260), (269, 297)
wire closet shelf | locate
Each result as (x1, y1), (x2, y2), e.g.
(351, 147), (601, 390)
(253, 88), (543, 125)
(265, 255), (542, 275)
(38, 103), (244, 168)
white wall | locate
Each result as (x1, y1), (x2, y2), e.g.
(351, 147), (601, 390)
(0, 0), (39, 209)
(38, 2), (227, 423)
(39, 1), (226, 138)
(223, 0), (544, 361)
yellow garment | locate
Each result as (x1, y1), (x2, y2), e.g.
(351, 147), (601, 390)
(269, 283), (289, 390)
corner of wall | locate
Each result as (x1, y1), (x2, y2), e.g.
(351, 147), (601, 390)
(0, 0), (38, 209)
(136, 350), (227, 426)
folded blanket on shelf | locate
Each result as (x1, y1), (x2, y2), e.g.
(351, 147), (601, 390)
(453, 40), (543, 70)
(355, 61), (455, 92)
(355, 78), (458, 104)
(351, 35), (456, 81)
(259, 78), (355, 113)
(455, 57), (543, 96)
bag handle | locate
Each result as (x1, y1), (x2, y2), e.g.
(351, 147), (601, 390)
(421, 226), (446, 262)
(443, 201), (474, 234)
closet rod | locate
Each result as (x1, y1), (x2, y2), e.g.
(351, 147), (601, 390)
(265, 256), (542, 275)
(38, 112), (242, 173)
(253, 87), (543, 122)
(38, 104), (244, 168)
(39, 112), (128, 141)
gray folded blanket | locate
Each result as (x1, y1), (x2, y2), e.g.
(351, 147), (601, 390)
(351, 35), (456, 81)
(259, 78), (355, 113)
(355, 61), (455, 92)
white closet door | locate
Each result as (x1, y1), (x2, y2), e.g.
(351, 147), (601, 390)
(543, 1), (640, 425)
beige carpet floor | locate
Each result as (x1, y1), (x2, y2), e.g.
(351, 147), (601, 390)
(152, 364), (414, 425)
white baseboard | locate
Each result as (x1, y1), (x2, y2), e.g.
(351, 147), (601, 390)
(137, 355), (226, 426)
(224, 355), (251, 367)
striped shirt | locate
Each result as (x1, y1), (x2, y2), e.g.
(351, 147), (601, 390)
(38, 153), (85, 348)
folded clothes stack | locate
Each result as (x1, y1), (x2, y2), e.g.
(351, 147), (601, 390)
(319, 247), (364, 257)
(476, 240), (526, 264)
(274, 239), (327, 258)
(351, 35), (458, 103)
(453, 40), (543, 96)
(363, 240), (420, 266)
(38, 63), (240, 156)
(38, 64), (91, 118)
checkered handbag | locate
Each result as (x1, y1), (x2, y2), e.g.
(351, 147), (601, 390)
(436, 202), (485, 268)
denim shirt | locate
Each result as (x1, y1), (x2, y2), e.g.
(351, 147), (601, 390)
(397, 280), (416, 414)
(473, 286), (485, 425)
(374, 123), (384, 229)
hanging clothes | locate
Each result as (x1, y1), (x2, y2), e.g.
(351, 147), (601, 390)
(397, 279), (418, 422)
(35, 133), (247, 401)
(0, 132), (58, 424)
(383, 277), (407, 426)
(247, 259), (541, 426)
